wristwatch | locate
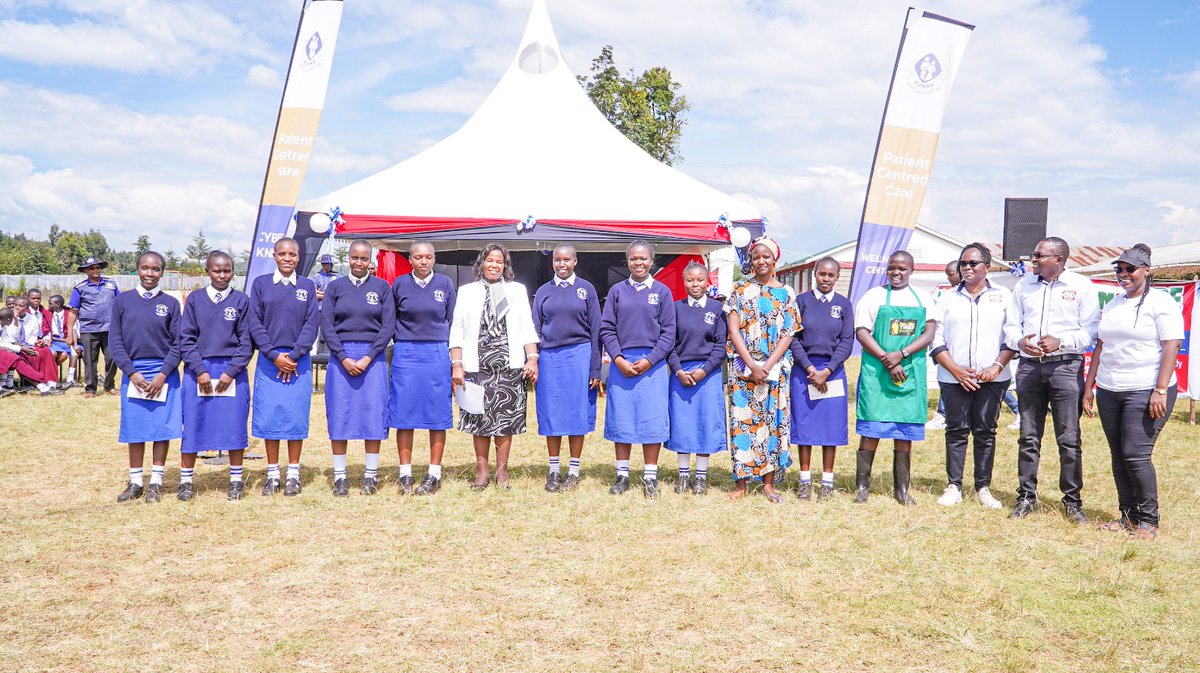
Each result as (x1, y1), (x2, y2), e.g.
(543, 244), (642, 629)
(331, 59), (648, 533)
(1153, 388), (1167, 396)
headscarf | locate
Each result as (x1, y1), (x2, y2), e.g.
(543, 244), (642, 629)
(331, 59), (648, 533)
(750, 236), (781, 262)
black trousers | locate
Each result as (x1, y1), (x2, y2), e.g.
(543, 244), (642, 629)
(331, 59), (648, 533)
(1096, 387), (1175, 527)
(940, 381), (1007, 490)
(80, 331), (117, 394)
(1015, 358), (1084, 506)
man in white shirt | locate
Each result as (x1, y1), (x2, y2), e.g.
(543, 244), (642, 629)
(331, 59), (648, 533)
(1003, 236), (1100, 523)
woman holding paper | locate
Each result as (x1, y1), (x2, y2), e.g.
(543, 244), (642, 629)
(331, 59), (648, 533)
(109, 251), (183, 504)
(852, 250), (941, 506)
(788, 256), (855, 501)
(599, 240), (676, 498)
(320, 241), (396, 497)
(450, 243), (539, 490)
(178, 250), (253, 501)
(725, 237), (801, 503)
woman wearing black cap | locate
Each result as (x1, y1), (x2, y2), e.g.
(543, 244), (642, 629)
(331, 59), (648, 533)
(1083, 244), (1182, 540)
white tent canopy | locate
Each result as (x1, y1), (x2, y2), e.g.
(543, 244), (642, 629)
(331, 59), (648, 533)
(300, 0), (761, 240)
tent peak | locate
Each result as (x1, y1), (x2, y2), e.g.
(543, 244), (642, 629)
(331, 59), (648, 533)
(514, 0), (562, 75)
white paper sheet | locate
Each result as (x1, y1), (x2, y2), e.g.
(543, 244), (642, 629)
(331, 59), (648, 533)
(455, 381), (485, 414)
(126, 382), (168, 403)
(808, 378), (846, 400)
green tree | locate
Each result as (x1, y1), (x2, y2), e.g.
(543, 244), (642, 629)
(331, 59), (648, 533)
(135, 235), (152, 256)
(578, 46), (690, 165)
(334, 244), (349, 267)
(165, 250), (180, 268)
(186, 231), (211, 264)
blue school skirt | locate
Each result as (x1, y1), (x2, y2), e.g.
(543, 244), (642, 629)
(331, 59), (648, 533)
(181, 357), (249, 453)
(855, 420), (925, 441)
(666, 359), (727, 454)
(326, 341), (389, 441)
(252, 353), (312, 440)
(604, 347), (670, 444)
(388, 341), (452, 430)
(789, 356), (849, 446)
(535, 342), (597, 436)
(118, 358), (182, 443)
(50, 341), (78, 356)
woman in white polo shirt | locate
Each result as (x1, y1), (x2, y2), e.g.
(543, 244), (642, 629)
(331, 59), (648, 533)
(929, 243), (1016, 510)
(1083, 244), (1183, 540)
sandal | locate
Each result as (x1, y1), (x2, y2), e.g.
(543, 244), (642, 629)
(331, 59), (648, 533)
(767, 492), (783, 504)
(1128, 524), (1159, 541)
(1097, 519), (1133, 533)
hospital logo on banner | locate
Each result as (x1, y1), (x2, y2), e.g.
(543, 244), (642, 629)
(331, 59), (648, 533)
(301, 32), (326, 71)
(908, 53), (944, 93)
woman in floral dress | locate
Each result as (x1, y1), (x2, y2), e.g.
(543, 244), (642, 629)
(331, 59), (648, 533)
(725, 236), (802, 502)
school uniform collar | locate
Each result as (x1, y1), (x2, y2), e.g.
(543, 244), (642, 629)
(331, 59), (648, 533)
(349, 273), (368, 287)
(813, 288), (834, 303)
(206, 285), (229, 303)
(687, 296), (708, 308)
(556, 274), (577, 288)
(412, 272), (433, 288)
(138, 286), (162, 299)
(628, 277), (652, 291)
(273, 270), (297, 286)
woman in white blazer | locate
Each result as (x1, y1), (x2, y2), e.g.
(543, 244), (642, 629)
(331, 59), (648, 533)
(450, 243), (539, 490)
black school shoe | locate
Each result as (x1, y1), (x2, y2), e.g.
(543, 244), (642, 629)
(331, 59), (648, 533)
(559, 474), (580, 492)
(674, 476), (690, 494)
(817, 483), (834, 501)
(360, 477), (379, 496)
(261, 477), (280, 496)
(177, 482), (195, 502)
(414, 474), (440, 496)
(691, 476), (708, 495)
(145, 483), (162, 504)
(1009, 498), (1037, 519)
(227, 481), (245, 501)
(1064, 503), (1088, 525)
(609, 475), (630, 495)
(643, 478), (660, 499)
(332, 478), (349, 497)
(116, 483), (143, 503)
(398, 475), (415, 495)
(545, 471), (561, 493)
(797, 481), (812, 500)
(283, 478), (302, 497)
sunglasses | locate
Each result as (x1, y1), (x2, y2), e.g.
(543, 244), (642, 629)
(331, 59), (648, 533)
(1029, 251), (1060, 260)
(1113, 263), (1142, 274)
(957, 260), (987, 269)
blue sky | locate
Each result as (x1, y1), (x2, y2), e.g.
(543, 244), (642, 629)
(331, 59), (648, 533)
(1, 0), (1198, 263)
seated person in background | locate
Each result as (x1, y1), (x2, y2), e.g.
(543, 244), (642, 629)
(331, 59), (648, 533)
(47, 294), (80, 387)
(13, 297), (60, 389)
(0, 307), (62, 396)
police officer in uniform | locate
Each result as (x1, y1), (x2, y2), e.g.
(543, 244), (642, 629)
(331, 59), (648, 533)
(67, 257), (120, 397)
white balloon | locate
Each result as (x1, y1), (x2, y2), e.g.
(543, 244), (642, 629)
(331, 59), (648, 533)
(309, 212), (331, 234)
(729, 226), (752, 248)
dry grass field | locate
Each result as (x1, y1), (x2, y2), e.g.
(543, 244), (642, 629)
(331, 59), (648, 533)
(2, 358), (1198, 672)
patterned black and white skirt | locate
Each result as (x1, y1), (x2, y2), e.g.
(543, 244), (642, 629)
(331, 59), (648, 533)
(460, 319), (527, 437)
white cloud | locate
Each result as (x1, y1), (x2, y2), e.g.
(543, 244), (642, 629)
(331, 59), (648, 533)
(1157, 201), (1200, 243)
(245, 63), (282, 90)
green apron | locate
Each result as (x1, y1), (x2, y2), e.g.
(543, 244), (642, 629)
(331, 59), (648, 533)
(856, 286), (928, 424)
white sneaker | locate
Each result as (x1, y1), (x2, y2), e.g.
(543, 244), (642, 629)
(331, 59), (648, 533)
(936, 484), (962, 506)
(926, 413), (946, 430)
(976, 487), (1003, 509)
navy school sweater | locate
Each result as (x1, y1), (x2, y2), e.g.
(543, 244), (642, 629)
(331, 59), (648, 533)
(599, 279), (676, 366)
(668, 298), (728, 375)
(532, 277), (602, 378)
(108, 289), (182, 377)
(248, 274), (320, 361)
(180, 289), (253, 379)
(320, 275), (397, 362)
(392, 272), (457, 342)
(789, 291), (855, 373)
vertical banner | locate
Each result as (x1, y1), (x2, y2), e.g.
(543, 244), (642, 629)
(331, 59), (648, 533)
(1088, 278), (1195, 396)
(847, 8), (973, 311)
(245, 0), (344, 289)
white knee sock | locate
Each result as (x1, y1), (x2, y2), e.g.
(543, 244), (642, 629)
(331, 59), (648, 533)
(568, 457), (581, 477)
(428, 464), (442, 479)
(364, 453), (379, 480)
(643, 464), (658, 481)
(615, 460), (630, 478)
(677, 453), (691, 478)
(129, 467), (143, 485)
(332, 454), (347, 480)
(150, 465), (164, 486)
(695, 455), (710, 480)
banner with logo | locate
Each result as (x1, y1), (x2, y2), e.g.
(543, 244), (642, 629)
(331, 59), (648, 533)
(847, 8), (974, 311)
(1088, 278), (1196, 395)
(245, 0), (344, 288)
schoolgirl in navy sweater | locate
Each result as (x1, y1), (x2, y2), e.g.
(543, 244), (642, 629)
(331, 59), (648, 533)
(248, 237), (319, 496)
(532, 243), (602, 492)
(179, 251), (253, 500)
(598, 240), (676, 497)
(321, 240), (396, 497)
(109, 252), (182, 504)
